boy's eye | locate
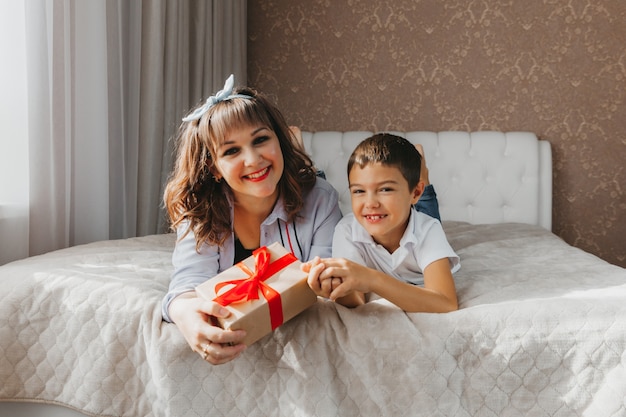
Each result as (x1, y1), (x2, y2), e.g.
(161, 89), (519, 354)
(380, 187), (394, 192)
(351, 189), (364, 195)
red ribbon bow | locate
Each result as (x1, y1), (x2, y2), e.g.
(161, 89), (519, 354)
(213, 246), (296, 330)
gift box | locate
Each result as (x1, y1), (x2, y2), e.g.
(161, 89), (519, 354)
(195, 242), (317, 346)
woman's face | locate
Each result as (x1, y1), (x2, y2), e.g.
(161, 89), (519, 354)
(212, 124), (284, 205)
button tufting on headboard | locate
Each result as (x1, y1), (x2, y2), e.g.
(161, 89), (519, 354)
(301, 131), (552, 230)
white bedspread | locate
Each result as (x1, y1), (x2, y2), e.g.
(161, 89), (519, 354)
(1, 223), (625, 417)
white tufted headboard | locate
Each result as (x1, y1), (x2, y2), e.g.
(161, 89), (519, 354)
(301, 131), (552, 231)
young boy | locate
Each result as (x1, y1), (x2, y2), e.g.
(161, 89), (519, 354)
(303, 133), (460, 313)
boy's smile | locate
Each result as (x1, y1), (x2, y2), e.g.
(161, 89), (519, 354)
(349, 163), (423, 253)
(364, 214), (387, 222)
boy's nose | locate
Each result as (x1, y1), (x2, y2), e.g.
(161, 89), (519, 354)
(364, 193), (380, 208)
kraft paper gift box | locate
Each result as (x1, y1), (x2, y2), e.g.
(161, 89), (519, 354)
(195, 242), (317, 346)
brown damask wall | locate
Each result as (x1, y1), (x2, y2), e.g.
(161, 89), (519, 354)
(247, 0), (626, 267)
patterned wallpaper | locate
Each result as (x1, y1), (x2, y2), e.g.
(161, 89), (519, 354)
(247, 0), (626, 267)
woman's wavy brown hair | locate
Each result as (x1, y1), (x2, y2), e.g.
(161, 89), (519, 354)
(163, 86), (317, 251)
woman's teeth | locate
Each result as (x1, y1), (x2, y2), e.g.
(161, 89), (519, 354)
(246, 167), (269, 179)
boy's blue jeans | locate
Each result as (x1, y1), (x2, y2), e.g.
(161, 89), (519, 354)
(415, 185), (440, 222)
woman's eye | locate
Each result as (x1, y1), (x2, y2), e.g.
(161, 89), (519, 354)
(222, 147), (239, 157)
(253, 135), (270, 145)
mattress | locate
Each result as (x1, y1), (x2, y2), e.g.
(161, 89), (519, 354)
(1, 221), (625, 416)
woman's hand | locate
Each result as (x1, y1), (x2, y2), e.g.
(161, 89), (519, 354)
(315, 258), (371, 301)
(303, 257), (365, 307)
(302, 256), (342, 299)
(168, 292), (247, 365)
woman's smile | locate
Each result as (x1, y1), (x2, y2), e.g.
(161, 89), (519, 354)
(244, 166), (271, 181)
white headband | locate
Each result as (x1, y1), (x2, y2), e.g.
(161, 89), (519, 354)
(182, 74), (253, 122)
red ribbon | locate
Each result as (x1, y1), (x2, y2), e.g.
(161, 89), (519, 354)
(213, 246), (296, 330)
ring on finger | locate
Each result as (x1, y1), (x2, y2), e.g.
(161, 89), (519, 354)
(200, 343), (211, 360)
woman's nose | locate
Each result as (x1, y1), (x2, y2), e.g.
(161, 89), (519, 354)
(242, 147), (262, 165)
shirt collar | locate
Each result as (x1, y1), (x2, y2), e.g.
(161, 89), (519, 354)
(263, 196), (289, 225)
(226, 188), (289, 226)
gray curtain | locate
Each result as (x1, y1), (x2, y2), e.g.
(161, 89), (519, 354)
(0, 0), (246, 264)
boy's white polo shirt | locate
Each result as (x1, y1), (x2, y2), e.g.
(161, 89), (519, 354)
(333, 209), (460, 286)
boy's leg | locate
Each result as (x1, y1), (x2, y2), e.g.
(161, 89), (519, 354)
(415, 144), (430, 186)
(414, 144), (441, 222)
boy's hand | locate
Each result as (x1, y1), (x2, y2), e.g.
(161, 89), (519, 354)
(316, 258), (371, 302)
(302, 257), (333, 298)
(302, 257), (347, 299)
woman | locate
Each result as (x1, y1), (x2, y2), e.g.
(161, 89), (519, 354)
(161, 75), (343, 365)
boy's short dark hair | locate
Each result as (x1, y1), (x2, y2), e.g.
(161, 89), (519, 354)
(347, 133), (422, 189)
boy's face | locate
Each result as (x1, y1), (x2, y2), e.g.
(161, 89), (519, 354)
(349, 162), (424, 253)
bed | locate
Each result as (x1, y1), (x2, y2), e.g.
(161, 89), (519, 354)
(1, 131), (625, 417)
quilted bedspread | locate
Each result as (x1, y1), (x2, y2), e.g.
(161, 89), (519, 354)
(1, 222), (625, 417)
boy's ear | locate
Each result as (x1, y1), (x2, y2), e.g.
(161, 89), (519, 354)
(410, 181), (425, 204)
